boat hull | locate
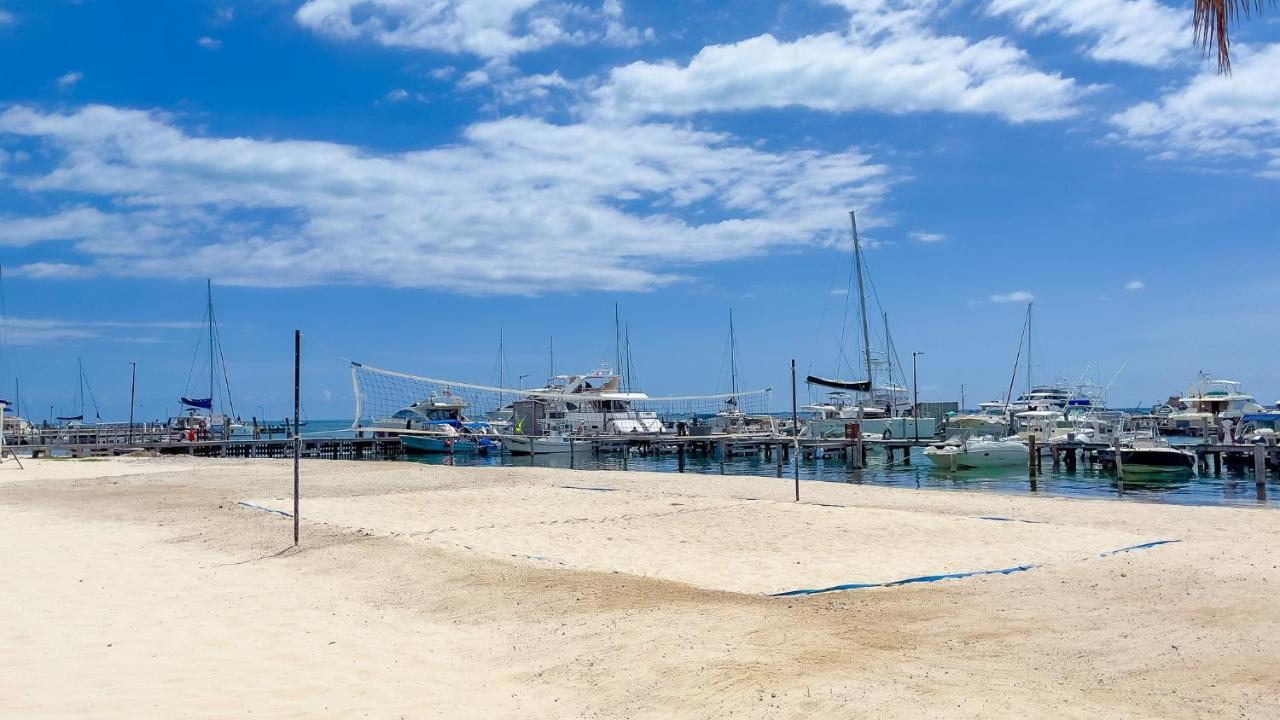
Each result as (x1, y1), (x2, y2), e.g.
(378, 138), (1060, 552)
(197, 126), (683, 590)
(401, 434), (491, 455)
(807, 417), (937, 440)
(922, 441), (1029, 470)
(1119, 448), (1194, 475)
(501, 435), (589, 455)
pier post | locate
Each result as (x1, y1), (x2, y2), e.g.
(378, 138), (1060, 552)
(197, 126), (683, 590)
(1052, 448), (1060, 471)
(775, 441), (783, 477)
(677, 442), (685, 472)
(1027, 435), (1037, 477)
(853, 427), (864, 470)
(1254, 443), (1266, 487)
(902, 445), (911, 466)
(1213, 451), (1221, 476)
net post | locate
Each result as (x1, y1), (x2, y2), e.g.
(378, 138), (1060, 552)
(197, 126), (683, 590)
(293, 329), (300, 547)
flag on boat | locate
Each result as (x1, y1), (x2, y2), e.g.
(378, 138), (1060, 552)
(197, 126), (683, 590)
(181, 396), (214, 410)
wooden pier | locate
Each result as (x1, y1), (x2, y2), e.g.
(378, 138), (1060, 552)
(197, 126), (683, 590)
(24, 436), (402, 461)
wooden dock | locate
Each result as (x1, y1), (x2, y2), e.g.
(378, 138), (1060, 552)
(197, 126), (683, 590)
(23, 436), (402, 461)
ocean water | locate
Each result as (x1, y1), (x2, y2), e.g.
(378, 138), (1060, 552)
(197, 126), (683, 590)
(299, 420), (1278, 508)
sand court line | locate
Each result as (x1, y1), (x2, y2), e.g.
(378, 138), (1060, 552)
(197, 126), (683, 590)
(245, 483), (1155, 595)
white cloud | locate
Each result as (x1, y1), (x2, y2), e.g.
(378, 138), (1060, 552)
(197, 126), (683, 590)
(0, 104), (894, 294)
(990, 290), (1034, 303)
(909, 231), (945, 242)
(1124, 279), (1144, 290)
(430, 66), (457, 81)
(986, 0), (1186, 67)
(56, 72), (83, 90)
(294, 0), (647, 60)
(0, 10), (14, 26)
(1109, 43), (1280, 170)
(0, 316), (200, 345)
(385, 88), (410, 101)
(591, 0), (1086, 123)
(197, 36), (222, 49)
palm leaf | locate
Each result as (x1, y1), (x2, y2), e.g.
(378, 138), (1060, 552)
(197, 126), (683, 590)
(1195, 0), (1275, 73)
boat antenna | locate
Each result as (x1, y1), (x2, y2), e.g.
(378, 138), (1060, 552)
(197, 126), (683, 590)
(851, 210), (873, 393)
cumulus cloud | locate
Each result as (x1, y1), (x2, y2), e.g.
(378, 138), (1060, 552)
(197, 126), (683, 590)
(294, 0), (649, 60)
(990, 290), (1034, 303)
(384, 88), (411, 101)
(986, 0), (1187, 67)
(197, 36), (222, 49)
(56, 72), (83, 90)
(0, 104), (894, 294)
(909, 231), (945, 243)
(1109, 43), (1280, 170)
(591, 0), (1086, 123)
(1124, 279), (1144, 290)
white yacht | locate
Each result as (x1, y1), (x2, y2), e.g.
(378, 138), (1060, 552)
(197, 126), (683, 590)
(803, 391), (937, 440)
(1161, 374), (1264, 435)
(501, 365), (664, 454)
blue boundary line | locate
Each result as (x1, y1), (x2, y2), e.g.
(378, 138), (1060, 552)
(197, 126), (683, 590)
(236, 501), (293, 518)
(772, 539), (1181, 597)
(1098, 539), (1182, 556)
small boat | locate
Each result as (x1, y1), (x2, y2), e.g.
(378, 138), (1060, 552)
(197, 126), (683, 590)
(401, 430), (497, 455)
(501, 433), (590, 455)
(1118, 436), (1194, 476)
(922, 437), (1029, 471)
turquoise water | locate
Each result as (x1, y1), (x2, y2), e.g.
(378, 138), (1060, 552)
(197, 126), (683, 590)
(300, 420), (1278, 508)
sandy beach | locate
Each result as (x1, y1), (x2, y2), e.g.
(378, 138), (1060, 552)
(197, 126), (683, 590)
(2, 456), (1278, 718)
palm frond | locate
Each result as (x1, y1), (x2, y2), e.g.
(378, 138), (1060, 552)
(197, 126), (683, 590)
(1195, 0), (1275, 73)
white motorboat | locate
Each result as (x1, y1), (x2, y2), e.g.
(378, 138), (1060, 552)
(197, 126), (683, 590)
(501, 433), (590, 455)
(922, 438), (1029, 471)
(1161, 373), (1264, 435)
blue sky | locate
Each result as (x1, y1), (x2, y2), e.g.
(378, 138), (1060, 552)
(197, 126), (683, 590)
(0, 0), (1278, 421)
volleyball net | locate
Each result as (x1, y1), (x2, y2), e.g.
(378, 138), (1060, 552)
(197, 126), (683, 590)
(351, 362), (773, 429)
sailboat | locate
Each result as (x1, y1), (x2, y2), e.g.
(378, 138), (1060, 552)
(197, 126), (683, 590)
(56, 359), (101, 426)
(170, 280), (244, 439)
(804, 211), (936, 440)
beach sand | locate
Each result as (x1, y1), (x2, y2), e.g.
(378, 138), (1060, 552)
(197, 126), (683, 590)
(2, 456), (1278, 718)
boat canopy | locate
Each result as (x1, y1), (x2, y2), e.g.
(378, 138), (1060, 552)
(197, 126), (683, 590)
(56, 414), (84, 421)
(805, 375), (871, 392)
(181, 396), (214, 410)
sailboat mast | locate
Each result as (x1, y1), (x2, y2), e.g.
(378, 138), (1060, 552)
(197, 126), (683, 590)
(549, 336), (555, 379)
(613, 303), (623, 382)
(850, 211), (873, 392)
(78, 358), (84, 417)
(207, 280), (215, 411)
(728, 309), (738, 397)
(1026, 301), (1033, 394)
(883, 311), (893, 414)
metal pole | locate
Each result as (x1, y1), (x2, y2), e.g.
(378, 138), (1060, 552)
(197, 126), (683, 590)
(293, 329), (300, 546)
(791, 359), (800, 502)
(912, 352), (922, 442)
(128, 362), (136, 445)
